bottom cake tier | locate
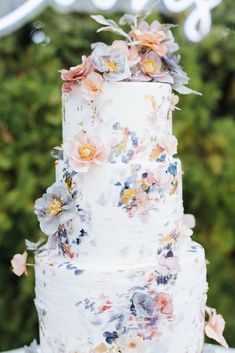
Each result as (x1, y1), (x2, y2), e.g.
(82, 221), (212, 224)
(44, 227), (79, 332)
(35, 241), (207, 353)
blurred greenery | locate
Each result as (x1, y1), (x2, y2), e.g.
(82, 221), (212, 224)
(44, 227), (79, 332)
(0, 1), (235, 350)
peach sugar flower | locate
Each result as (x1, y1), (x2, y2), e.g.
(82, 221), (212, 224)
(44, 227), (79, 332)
(131, 21), (168, 57)
(11, 251), (28, 276)
(155, 292), (173, 315)
(60, 56), (94, 92)
(63, 132), (109, 173)
(205, 306), (228, 348)
(81, 72), (104, 101)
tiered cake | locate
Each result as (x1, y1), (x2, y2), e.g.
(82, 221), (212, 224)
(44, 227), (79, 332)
(34, 80), (207, 353)
(10, 12), (228, 353)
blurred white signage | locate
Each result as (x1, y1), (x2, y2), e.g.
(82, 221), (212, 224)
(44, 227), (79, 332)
(0, 0), (222, 42)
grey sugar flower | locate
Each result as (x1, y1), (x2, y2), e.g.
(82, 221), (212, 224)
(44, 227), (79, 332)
(34, 182), (76, 236)
(132, 291), (155, 318)
(91, 43), (131, 82)
(24, 339), (38, 353)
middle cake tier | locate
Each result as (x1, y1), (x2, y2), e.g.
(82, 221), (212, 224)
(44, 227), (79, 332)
(55, 158), (185, 265)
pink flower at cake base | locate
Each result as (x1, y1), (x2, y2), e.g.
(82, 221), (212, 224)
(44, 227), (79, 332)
(155, 292), (173, 315)
(60, 56), (94, 92)
(11, 251), (28, 276)
(156, 256), (180, 276)
(205, 307), (228, 348)
(81, 72), (104, 101)
(63, 132), (109, 173)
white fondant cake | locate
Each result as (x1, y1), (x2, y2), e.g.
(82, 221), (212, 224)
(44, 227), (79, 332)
(34, 82), (208, 353)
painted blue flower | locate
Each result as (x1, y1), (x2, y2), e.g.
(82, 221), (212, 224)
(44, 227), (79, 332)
(91, 43), (131, 81)
(34, 182), (76, 236)
(132, 292), (155, 318)
(103, 331), (118, 344)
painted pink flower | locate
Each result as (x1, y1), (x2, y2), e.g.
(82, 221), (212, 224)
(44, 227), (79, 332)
(205, 307), (228, 348)
(80, 72), (104, 101)
(60, 56), (95, 92)
(145, 168), (173, 193)
(131, 21), (167, 56)
(155, 292), (173, 315)
(63, 132), (109, 173)
(11, 251), (28, 277)
(156, 134), (178, 156)
(112, 40), (140, 67)
(156, 256), (180, 276)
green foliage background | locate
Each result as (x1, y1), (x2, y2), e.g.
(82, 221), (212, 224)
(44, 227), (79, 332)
(0, 2), (234, 350)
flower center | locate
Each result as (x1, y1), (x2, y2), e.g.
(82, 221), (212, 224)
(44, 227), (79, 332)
(79, 144), (96, 161)
(49, 199), (62, 215)
(142, 59), (160, 75)
(106, 60), (118, 73)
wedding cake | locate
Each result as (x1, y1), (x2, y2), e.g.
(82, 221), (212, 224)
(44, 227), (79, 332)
(11, 12), (228, 353)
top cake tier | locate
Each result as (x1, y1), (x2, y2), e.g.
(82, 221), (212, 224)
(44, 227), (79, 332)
(62, 82), (175, 163)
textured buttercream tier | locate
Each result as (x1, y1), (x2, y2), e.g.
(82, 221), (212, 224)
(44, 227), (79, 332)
(55, 159), (184, 264)
(35, 241), (207, 353)
(62, 82), (173, 145)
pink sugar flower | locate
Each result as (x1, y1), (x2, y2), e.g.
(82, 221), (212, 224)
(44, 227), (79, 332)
(81, 72), (104, 101)
(11, 251), (28, 276)
(156, 134), (178, 156)
(112, 40), (140, 67)
(155, 292), (173, 315)
(131, 21), (167, 57)
(63, 132), (109, 173)
(60, 56), (95, 92)
(205, 307), (228, 348)
(156, 256), (180, 276)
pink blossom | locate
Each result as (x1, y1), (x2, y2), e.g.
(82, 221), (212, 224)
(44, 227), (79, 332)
(60, 56), (95, 92)
(11, 251), (28, 277)
(81, 72), (104, 101)
(63, 132), (109, 173)
(156, 256), (180, 276)
(205, 307), (228, 348)
(131, 22), (167, 56)
(156, 134), (178, 156)
(145, 168), (173, 193)
(112, 40), (140, 67)
(155, 292), (173, 315)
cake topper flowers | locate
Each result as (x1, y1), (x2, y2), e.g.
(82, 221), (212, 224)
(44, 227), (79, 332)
(60, 12), (201, 97)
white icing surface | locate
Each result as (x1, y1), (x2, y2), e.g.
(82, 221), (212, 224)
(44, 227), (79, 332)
(35, 242), (207, 353)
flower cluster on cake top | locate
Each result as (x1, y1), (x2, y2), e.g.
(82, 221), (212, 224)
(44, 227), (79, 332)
(60, 13), (201, 99)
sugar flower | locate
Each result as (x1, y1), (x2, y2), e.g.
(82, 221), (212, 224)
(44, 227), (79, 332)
(132, 291), (155, 318)
(60, 56), (94, 92)
(183, 214), (196, 229)
(118, 334), (145, 353)
(112, 40), (140, 67)
(171, 94), (180, 111)
(34, 182), (76, 236)
(81, 72), (104, 101)
(63, 132), (108, 173)
(205, 307), (228, 348)
(156, 134), (178, 156)
(155, 292), (173, 315)
(131, 21), (168, 57)
(140, 51), (161, 76)
(156, 255), (180, 276)
(11, 251), (28, 277)
(91, 43), (131, 81)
